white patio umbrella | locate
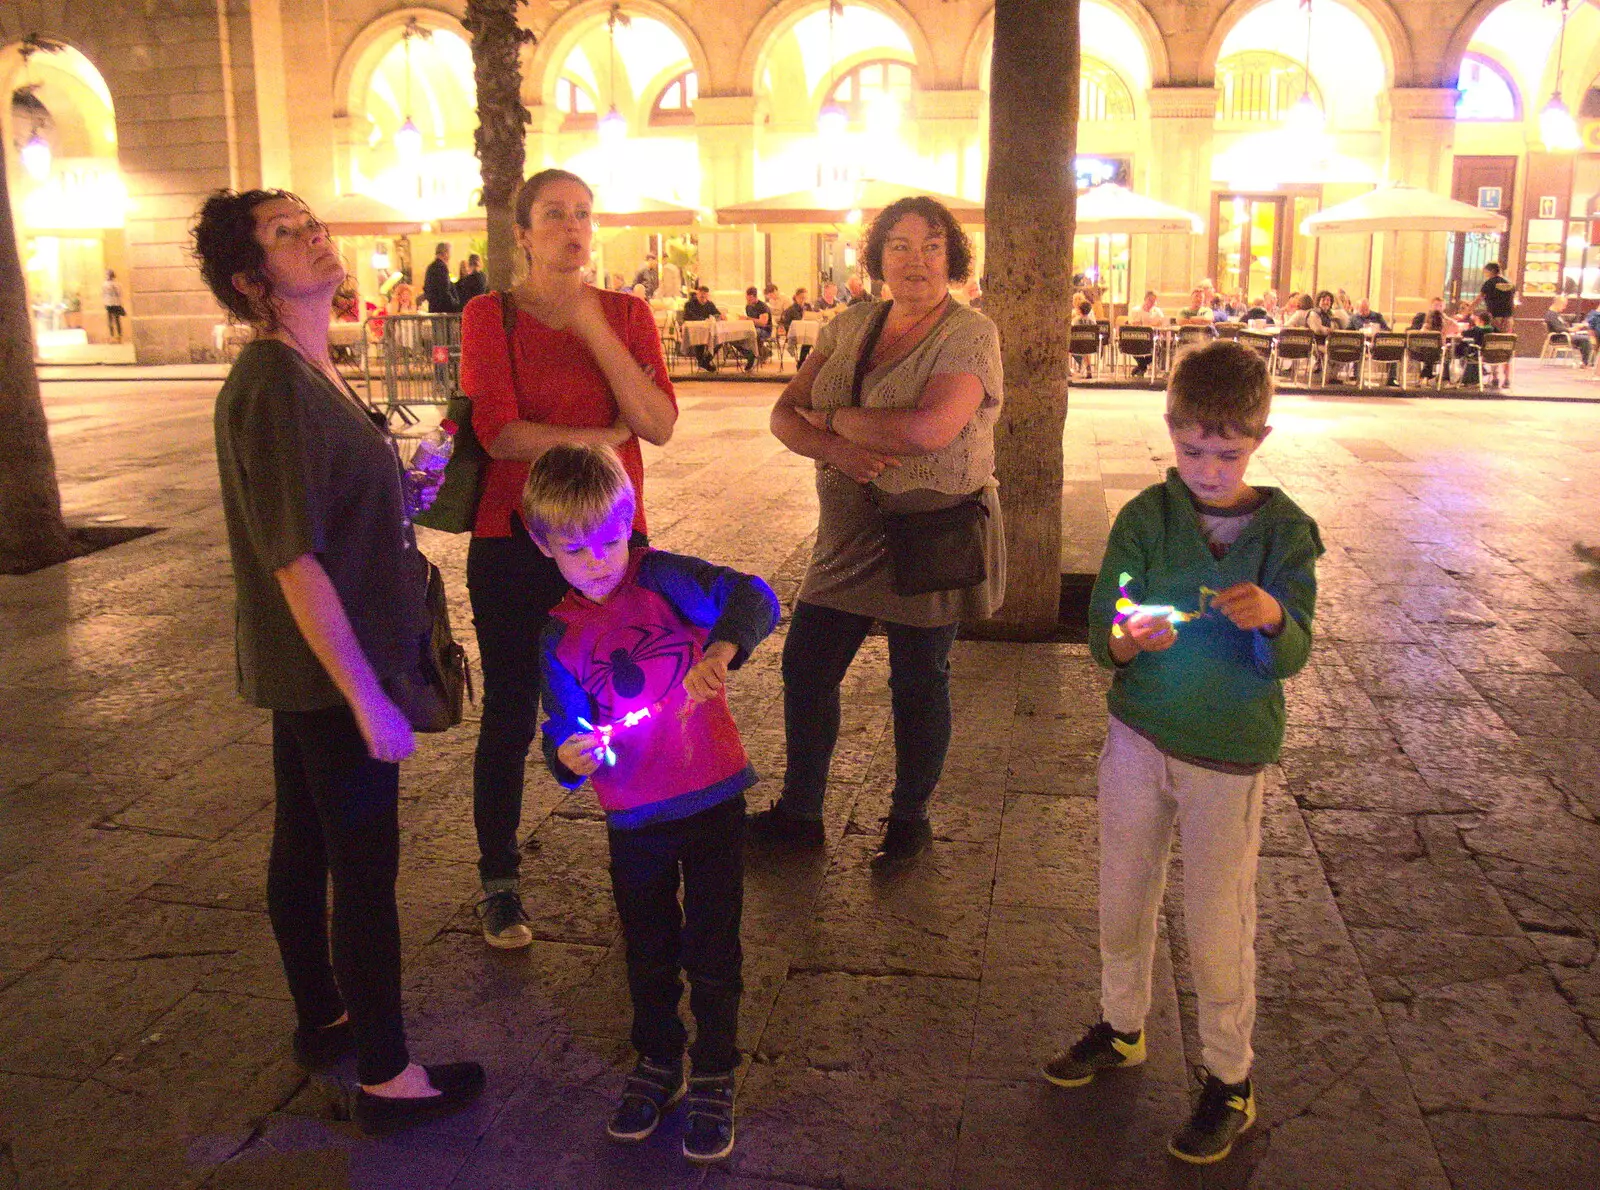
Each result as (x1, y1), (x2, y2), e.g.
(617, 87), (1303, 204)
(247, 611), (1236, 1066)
(1071, 184), (1203, 309)
(1073, 184), (1204, 235)
(1301, 184), (1507, 318)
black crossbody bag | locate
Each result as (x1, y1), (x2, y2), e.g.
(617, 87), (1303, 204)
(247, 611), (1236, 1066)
(848, 303), (988, 597)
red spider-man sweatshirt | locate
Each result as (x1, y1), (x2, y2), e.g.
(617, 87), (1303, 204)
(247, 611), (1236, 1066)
(539, 548), (779, 830)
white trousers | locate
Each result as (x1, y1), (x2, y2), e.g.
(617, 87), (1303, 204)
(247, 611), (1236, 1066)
(1097, 716), (1263, 1084)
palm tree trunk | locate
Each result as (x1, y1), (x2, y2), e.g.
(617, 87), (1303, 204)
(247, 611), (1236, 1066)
(0, 145), (74, 574)
(979, 0), (1079, 639)
(463, 0), (533, 291)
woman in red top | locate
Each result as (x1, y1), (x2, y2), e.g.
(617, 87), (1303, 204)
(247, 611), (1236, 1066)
(458, 168), (677, 946)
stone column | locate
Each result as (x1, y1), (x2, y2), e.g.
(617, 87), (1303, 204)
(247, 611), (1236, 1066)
(695, 95), (758, 292)
(1379, 88), (1459, 314)
(1144, 87), (1218, 303)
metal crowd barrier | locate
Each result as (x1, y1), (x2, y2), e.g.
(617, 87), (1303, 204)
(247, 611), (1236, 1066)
(379, 313), (462, 424)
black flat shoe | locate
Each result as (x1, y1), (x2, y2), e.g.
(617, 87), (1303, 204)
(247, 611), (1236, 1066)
(292, 1019), (354, 1070)
(353, 1062), (486, 1136)
(871, 818), (932, 872)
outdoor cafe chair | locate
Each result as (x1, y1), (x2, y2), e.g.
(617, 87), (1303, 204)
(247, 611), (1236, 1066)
(1404, 331), (1446, 392)
(1175, 324), (1215, 351)
(1272, 327), (1317, 384)
(1069, 325), (1102, 378)
(1214, 321), (1244, 340)
(1476, 333), (1518, 391)
(1238, 330), (1275, 363)
(1114, 325), (1155, 380)
(1365, 333), (1408, 389)
(1539, 331), (1583, 366)
(1322, 330), (1366, 387)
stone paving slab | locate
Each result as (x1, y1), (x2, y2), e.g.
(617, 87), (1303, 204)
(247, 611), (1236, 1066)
(4, 381), (1600, 1188)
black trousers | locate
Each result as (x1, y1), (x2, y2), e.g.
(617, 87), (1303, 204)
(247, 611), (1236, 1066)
(609, 796), (745, 1075)
(269, 706), (409, 1085)
(467, 515), (571, 884)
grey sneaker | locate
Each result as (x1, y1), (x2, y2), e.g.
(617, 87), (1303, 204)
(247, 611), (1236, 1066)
(1168, 1068), (1255, 1164)
(1042, 1021), (1146, 1087)
(607, 1056), (685, 1142)
(681, 1070), (736, 1163)
(475, 888), (532, 949)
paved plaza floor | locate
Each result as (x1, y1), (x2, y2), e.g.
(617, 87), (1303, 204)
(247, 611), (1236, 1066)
(2, 378), (1599, 1189)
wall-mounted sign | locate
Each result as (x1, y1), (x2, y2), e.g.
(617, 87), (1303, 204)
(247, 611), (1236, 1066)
(1477, 186), (1503, 211)
(1538, 195), (1558, 219)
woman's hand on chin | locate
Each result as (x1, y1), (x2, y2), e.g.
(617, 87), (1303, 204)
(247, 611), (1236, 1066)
(565, 284), (612, 345)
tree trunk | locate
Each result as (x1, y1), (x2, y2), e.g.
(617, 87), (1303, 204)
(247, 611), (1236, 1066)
(977, 0), (1078, 640)
(464, 0), (533, 291)
(0, 144), (74, 575)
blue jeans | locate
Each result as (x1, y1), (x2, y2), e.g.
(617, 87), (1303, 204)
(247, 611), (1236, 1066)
(778, 600), (959, 823)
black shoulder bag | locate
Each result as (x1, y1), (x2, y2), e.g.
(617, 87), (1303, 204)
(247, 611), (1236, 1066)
(848, 303), (989, 597)
(412, 292), (513, 533)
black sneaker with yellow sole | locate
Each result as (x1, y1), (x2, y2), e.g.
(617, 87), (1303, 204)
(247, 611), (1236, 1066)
(1168, 1068), (1255, 1164)
(1042, 1021), (1146, 1087)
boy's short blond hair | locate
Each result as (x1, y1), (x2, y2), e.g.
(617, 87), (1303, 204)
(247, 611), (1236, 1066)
(521, 443), (636, 544)
(1166, 340), (1272, 439)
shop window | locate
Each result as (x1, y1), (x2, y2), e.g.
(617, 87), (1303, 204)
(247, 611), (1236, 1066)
(650, 71), (697, 127)
(1081, 58), (1135, 121)
(557, 77), (597, 130)
(1215, 51), (1323, 124)
(1456, 54), (1519, 122)
(822, 59), (914, 123)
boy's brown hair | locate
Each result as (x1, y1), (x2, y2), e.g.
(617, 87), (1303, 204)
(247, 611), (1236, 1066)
(521, 443), (636, 545)
(1166, 340), (1272, 439)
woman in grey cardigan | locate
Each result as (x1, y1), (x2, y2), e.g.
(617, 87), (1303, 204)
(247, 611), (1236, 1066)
(751, 196), (1005, 870)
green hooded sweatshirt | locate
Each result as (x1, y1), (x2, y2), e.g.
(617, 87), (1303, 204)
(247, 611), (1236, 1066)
(1088, 469), (1324, 767)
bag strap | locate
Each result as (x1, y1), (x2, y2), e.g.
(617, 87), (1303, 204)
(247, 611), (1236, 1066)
(848, 300), (895, 409)
(498, 290), (522, 404)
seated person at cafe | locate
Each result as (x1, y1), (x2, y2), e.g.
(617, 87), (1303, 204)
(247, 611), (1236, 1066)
(1124, 291), (1165, 376)
(682, 285), (757, 373)
(1282, 293), (1314, 329)
(1241, 291), (1278, 325)
(780, 287), (813, 366)
(745, 286), (773, 360)
(1306, 291), (1342, 340)
(813, 281), (842, 311)
(1457, 310), (1499, 386)
(845, 274), (876, 306)
(1071, 299), (1099, 379)
(1545, 296), (1593, 365)
(1346, 299), (1389, 332)
(1412, 297), (1461, 383)
(1177, 288), (1212, 325)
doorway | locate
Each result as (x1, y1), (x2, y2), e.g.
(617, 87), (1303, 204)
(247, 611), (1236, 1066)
(1212, 193), (1284, 301)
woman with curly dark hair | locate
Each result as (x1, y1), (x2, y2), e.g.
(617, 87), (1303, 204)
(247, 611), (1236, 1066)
(195, 188), (482, 1134)
(749, 195), (1005, 871)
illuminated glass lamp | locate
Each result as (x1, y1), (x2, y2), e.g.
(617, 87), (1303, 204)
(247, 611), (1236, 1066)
(1286, 91), (1325, 137)
(817, 99), (848, 143)
(598, 104), (627, 148)
(1540, 92), (1582, 152)
(20, 129), (51, 180)
(394, 116), (423, 163)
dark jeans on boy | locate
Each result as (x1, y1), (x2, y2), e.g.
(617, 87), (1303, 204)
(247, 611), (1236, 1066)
(270, 705), (410, 1085)
(609, 795), (746, 1074)
(778, 600), (960, 824)
(467, 515), (571, 885)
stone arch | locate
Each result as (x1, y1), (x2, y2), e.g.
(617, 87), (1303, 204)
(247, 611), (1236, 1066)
(1, 38), (119, 162)
(529, 0), (709, 110)
(332, 5), (470, 122)
(1197, 0), (1410, 88)
(739, 0), (935, 99)
(962, 0), (1170, 91)
(1443, 0), (1516, 88)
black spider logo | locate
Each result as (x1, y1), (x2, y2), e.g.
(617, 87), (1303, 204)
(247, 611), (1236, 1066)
(580, 624), (697, 717)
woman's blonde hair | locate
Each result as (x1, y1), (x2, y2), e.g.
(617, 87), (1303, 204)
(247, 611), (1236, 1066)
(521, 443), (636, 544)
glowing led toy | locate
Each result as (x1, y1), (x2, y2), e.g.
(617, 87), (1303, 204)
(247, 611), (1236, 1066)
(576, 706), (658, 767)
(1111, 572), (1218, 639)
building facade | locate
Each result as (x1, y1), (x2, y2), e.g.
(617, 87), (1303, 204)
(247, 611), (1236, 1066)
(5, 0), (1600, 363)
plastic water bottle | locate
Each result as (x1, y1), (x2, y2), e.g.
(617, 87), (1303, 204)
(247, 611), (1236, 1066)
(403, 419), (456, 518)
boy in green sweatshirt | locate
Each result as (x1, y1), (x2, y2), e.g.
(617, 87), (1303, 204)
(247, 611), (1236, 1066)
(1044, 340), (1323, 1165)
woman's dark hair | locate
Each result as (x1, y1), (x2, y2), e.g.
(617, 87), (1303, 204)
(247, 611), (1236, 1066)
(191, 187), (308, 330)
(1315, 290), (1334, 306)
(514, 168), (593, 229)
(860, 196), (974, 285)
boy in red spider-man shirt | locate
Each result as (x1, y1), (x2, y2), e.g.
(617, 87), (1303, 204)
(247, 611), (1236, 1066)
(525, 444), (778, 1165)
